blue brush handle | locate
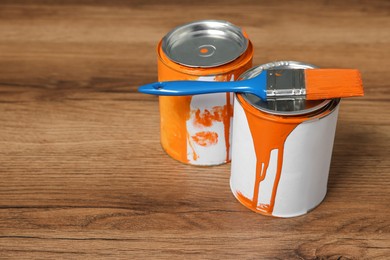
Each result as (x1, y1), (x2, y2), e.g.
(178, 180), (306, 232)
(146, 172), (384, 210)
(138, 73), (267, 100)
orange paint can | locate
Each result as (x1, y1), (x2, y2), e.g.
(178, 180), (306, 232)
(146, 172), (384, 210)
(157, 20), (253, 165)
(230, 61), (341, 217)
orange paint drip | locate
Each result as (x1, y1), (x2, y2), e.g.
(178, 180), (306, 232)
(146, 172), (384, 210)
(187, 132), (199, 161)
(236, 192), (275, 216)
(305, 69), (364, 100)
(244, 110), (298, 214)
(192, 131), (218, 147)
(235, 94), (335, 214)
(214, 74), (235, 162)
(224, 93), (232, 162)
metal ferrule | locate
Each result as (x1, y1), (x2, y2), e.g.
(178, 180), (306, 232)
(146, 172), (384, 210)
(266, 69), (306, 100)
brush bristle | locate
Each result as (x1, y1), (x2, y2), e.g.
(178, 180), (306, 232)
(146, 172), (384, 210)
(305, 69), (364, 100)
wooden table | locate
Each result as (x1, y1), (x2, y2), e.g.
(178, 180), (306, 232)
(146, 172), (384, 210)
(0, 1), (389, 259)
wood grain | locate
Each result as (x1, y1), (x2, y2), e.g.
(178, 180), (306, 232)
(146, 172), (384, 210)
(0, 0), (389, 259)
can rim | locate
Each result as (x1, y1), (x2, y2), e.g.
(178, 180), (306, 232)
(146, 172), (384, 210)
(238, 61), (333, 116)
(161, 20), (248, 68)
(157, 39), (253, 76)
(236, 93), (340, 124)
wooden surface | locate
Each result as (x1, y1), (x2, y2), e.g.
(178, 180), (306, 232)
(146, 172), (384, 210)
(0, 0), (389, 259)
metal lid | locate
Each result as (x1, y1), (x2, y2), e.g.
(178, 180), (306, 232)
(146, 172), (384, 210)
(239, 61), (332, 116)
(162, 20), (248, 68)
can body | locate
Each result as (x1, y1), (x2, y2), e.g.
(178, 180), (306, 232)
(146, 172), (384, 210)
(230, 61), (340, 217)
(158, 20), (253, 165)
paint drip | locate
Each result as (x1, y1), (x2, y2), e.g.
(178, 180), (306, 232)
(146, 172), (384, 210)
(236, 113), (299, 215)
(234, 94), (334, 215)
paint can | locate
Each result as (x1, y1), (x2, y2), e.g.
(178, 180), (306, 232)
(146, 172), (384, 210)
(158, 20), (253, 165)
(230, 61), (340, 217)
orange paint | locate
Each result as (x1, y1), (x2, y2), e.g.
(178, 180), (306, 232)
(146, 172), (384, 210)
(236, 192), (276, 216)
(159, 95), (192, 162)
(244, 110), (298, 214)
(192, 131), (219, 147)
(214, 75), (235, 163)
(192, 99), (233, 161)
(242, 30), (249, 39)
(235, 94), (334, 214)
(192, 104), (233, 127)
(193, 106), (224, 127)
(305, 69), (364, 100)
(187, 132), (199, 161)
(157, 40), (253, 164)
(190, 97), (233, 160)
(224, 93), (232, 162)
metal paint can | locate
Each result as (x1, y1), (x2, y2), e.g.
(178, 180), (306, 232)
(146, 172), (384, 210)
(158, 20), (253, 165)
(230, 61), (340, 217)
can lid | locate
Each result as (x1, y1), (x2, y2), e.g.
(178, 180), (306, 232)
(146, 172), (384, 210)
(239, 61), (332, 116)
(162, 20), (248, 68)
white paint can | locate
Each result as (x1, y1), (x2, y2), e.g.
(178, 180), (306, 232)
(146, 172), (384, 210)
(230, 61), (340, 217)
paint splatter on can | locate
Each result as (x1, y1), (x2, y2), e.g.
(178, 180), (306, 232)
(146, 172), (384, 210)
(230, 61), (340, 217)
(158, 20), (253, 165)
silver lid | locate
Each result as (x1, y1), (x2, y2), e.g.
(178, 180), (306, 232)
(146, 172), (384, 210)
(162, 20), (248, 68)
(239, 61), (332, 116)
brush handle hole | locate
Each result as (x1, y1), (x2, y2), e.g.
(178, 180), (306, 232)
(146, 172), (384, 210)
(153, 83), (163, 90)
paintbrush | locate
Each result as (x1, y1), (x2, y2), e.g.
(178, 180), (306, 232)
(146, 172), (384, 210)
(138, 69), (364, 100)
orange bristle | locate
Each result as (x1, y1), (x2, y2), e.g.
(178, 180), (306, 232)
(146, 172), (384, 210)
(305, 69), (364, 100)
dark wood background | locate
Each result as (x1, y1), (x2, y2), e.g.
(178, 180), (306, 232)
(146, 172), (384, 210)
(0, 0), (389, 259)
